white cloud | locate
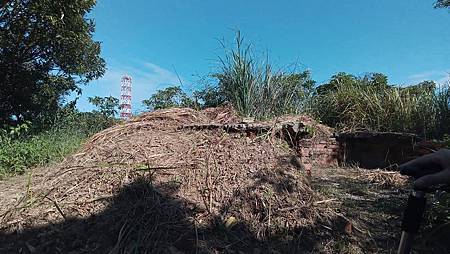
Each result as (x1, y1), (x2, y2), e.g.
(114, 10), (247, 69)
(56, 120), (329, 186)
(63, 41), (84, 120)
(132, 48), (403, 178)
(407, 69), (450, 85)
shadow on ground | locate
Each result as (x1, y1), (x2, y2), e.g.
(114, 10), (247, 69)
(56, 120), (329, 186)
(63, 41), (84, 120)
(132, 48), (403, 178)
(0, 175), (339, 254)
(313, 169), (450, 254)
(3, 167), (449, 253)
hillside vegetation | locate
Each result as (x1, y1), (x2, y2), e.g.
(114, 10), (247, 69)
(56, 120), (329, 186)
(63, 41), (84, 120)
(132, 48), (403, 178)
(146, 33), (450, 139)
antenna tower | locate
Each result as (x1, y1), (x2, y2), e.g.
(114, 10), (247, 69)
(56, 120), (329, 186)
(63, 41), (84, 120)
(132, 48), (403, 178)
(120, 75), (132, 120)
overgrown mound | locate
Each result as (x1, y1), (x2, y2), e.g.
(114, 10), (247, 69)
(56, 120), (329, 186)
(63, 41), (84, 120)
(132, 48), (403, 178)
(0, 106), (335, 253)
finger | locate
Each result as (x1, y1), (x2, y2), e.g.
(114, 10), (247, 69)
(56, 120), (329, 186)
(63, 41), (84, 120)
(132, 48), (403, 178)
(399, 152), (442, 177)
(413, 169), (450, 190)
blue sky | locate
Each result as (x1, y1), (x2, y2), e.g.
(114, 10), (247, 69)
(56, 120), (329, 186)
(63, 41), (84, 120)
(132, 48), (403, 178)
(75, 0), (450, 112)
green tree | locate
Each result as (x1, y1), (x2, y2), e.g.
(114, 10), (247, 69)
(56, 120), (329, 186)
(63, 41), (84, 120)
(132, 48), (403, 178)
(316, 72), (390, 95)
(88, 96), (119, 117)
(142, 86), (196, 110)
(361, 73), (389, 88)
(193, 85), (225, 109)
(0, 0), (105, 126)
(315, 72), (358, 95)
(435, 0), (450, 8)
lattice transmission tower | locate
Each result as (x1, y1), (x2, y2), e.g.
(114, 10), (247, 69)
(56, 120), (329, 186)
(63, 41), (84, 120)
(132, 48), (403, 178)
(120, 75), (132, 120)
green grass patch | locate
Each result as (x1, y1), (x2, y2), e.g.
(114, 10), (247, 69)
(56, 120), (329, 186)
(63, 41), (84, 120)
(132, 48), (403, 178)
(0, 112), (116, 178)
(0, 129), (85, 177)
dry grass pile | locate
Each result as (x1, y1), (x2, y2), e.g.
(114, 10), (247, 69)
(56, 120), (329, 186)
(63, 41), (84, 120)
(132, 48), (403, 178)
(355, 168), (409, 188)
(0, 106), (336, 253)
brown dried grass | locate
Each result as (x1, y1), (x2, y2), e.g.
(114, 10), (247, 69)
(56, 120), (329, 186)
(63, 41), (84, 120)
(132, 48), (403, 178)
(355, 168), (409, 188)
(0, 106), (336, 253)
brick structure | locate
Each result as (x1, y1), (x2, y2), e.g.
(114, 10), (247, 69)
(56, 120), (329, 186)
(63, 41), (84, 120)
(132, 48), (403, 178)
(335, 132), (445, 169)
(297, 136), (341, 169)
(295, 131), (444, 170)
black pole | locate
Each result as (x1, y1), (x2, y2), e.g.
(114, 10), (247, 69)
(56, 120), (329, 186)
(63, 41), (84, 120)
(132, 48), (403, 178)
(397, 190), (427, 254)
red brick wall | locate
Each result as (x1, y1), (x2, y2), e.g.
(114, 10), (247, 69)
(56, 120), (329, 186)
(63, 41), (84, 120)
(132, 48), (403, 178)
(295, 131), (444, 170)
(297, 137), (341, 169)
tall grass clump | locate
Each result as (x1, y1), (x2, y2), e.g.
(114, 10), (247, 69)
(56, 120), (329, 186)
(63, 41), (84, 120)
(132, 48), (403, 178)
(433, 83), (450, 137)
(213, 31), (315, 119)
(312, 77), (450, 138)
(0, 112), (116, 178)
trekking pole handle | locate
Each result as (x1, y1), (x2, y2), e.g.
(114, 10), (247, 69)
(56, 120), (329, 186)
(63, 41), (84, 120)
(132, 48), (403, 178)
(397, 190), (427, 254)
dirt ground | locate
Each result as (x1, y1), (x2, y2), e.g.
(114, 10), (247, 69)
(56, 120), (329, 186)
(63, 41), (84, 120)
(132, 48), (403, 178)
(312, 167), (450, 254)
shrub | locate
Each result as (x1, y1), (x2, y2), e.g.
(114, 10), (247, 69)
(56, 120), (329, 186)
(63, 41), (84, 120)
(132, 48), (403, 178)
(311, 74), (450, 138)
(142, 86), (198, 110)
(193, 85), (226, 109)
(88, 96), (120, 117)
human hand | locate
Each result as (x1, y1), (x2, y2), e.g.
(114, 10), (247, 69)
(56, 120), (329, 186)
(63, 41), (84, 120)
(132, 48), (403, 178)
(399, 149), (450, 190)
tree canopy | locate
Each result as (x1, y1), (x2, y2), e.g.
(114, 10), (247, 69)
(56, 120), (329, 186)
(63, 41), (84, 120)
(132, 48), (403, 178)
(142, 86), (196, 110)
(88, 96), (119, 118)
(0, 0), (105, 126)
(315, 72), (390, 95)
(435, 0), (450, 8)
